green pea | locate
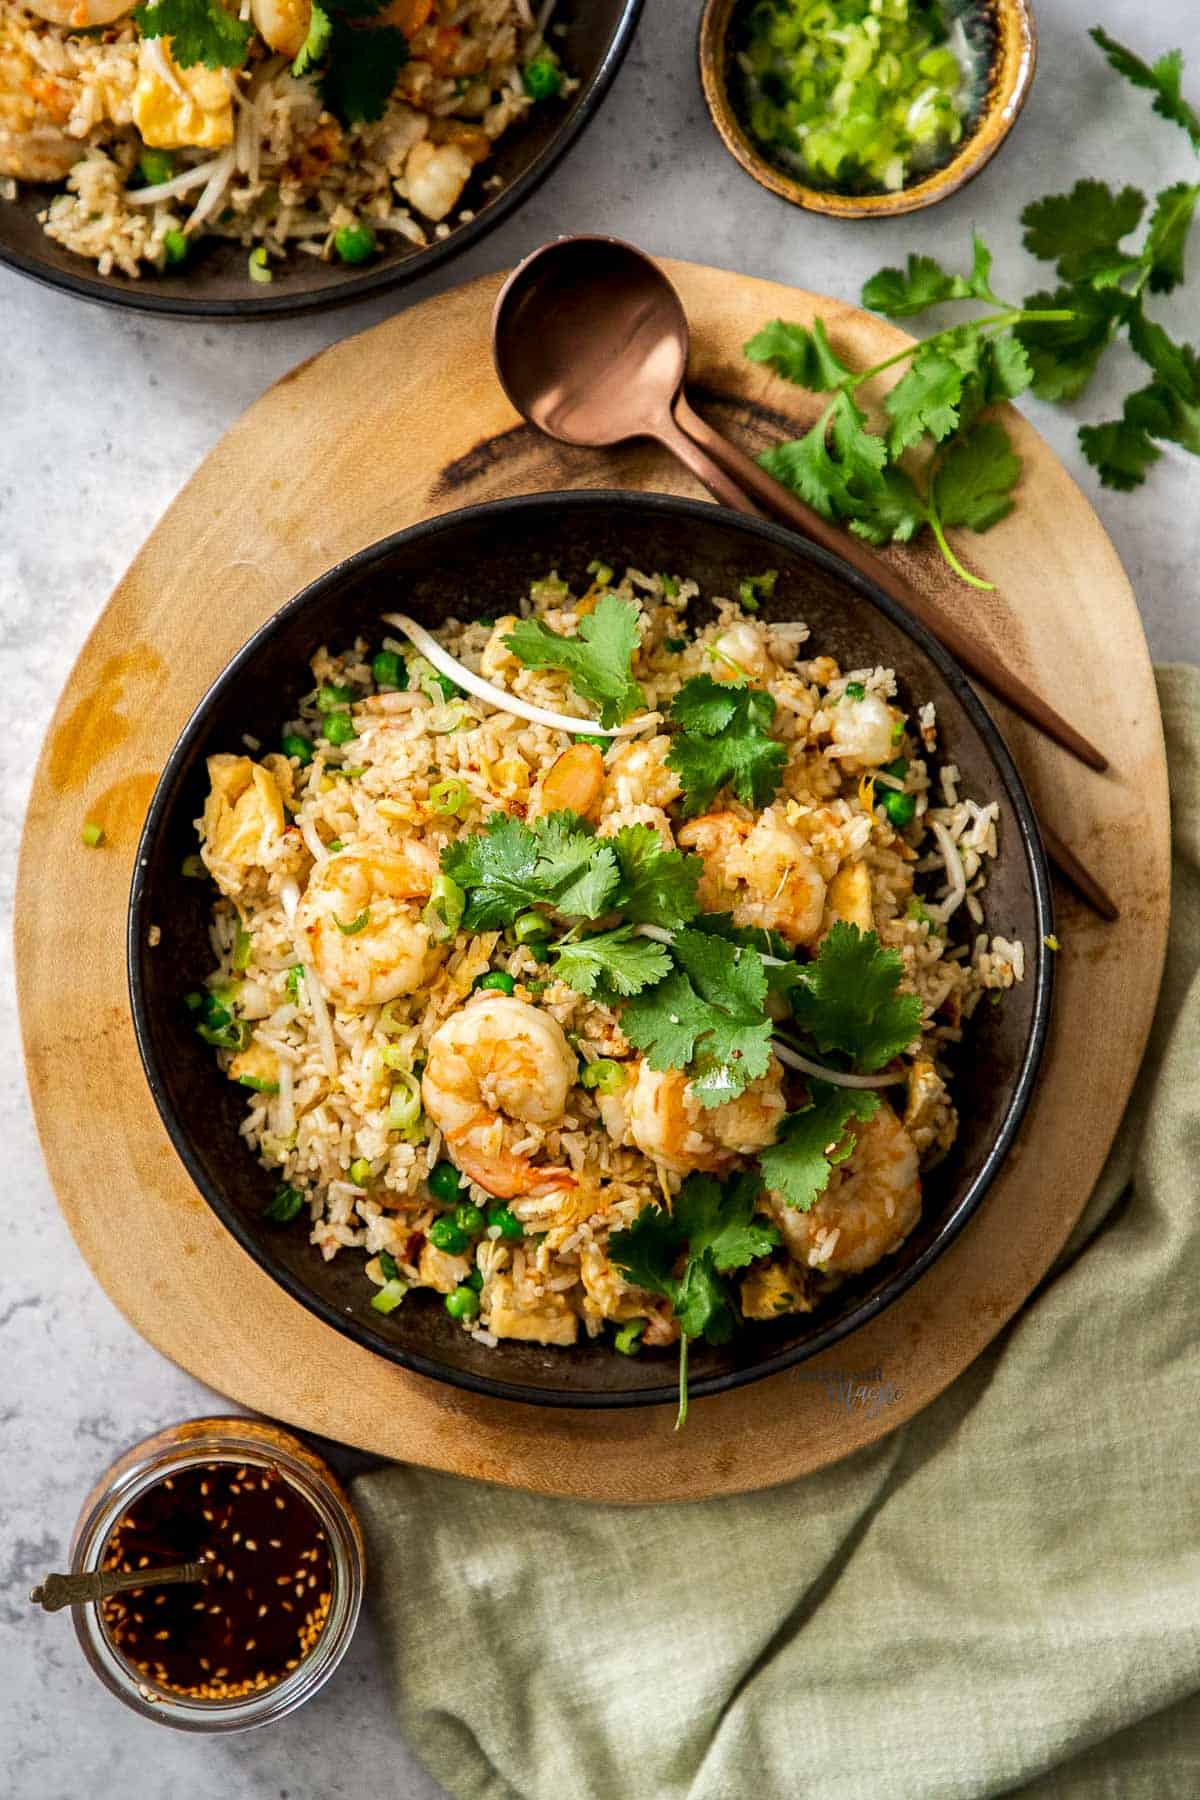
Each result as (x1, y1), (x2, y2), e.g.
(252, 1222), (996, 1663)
(138, 147), (176, 186)
(348, 1158), (372, 1187)
(473, 970), (515, 996)
(453, 1202), (485, 1236)
(162, 228), (188, 267)
(523, 54), (562, 100)
(371, 649), (406, 690)
(323, 710), (356, 746)
(464, 1267), (484, 1292)
(428, 1160), (463, 1204)
(281, 730), (313, 765)
(844, 681), (866, 701)
(317, 682), (355, 713)
(429, 1216), (468, 1255)
(883, 756), (908, 780)
(334, 222), (377, 265)
(883, 788), (916, 828)
(265, 1184), (305, 1224)
(445, 1285), (480, 1321)
(487, 1204), (523, 1241)
(614, 1318), (645, 1356)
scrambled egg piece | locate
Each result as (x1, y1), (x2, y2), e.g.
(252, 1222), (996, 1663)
(485, 1275), (578, 1346)
(740, 1262), (809, 1321)
(133, 41), (233, 150)
(228, 1040), (279, 1089)
(200, 754), (292, 902)
(418, 1243), (471, 1295)
(823, 860), (874, 935)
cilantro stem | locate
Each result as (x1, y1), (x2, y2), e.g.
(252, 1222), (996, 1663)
(675, 1332), (689, 1432)
(927, 512), (995, 590)
(846, 309), (1076, 390)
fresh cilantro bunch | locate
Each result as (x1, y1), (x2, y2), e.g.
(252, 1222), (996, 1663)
(622, 929), (775, 1108)
(665, 676), (787, 815)
(865, 28), (1199, 494)
(133, 0), (252, 68)
(609, 1172), (779, 1426)
(441, 813), (700, 939)
(504, 595), (645, 729)
(746, 244), (1065, 591)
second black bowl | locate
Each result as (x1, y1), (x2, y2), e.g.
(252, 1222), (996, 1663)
(129, 491), (1053, 1407)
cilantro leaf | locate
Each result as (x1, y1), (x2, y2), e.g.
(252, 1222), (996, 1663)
(930, 422), (1022, 535)
(132, 0), (251, 68)
(609, 1172), (780, 1425)
(758, 390), (887, 527)
(743, 318), (853, 389)
(320, 20), (409, 126)
(291, 0), (331, 75)
(1090, 27), (1200, 152)
(621, 929), (774, 1108)
(1020, 180), (1146, 282)
(860, 235), (999, 318)
(549, 926), (671, 1000)
(1125, 373), (1200, 456)
(1144, 181), (1200, 293)
(1078, 417), (1162, 490)
(1016, 284), (1127, 402)
(884, 348), (966, 455)
(504, 594), (644, 729)
(674, 1171), (780, 1273)
(441, 812), (618, 929)
(846, 465), (929, 547)
(759, 1084), (881, 1212)
(608, 824), (701, 929)
(789, 922), (923, 1071)
(1127, 307), (1197, 393)
(666, 677), (787, 816)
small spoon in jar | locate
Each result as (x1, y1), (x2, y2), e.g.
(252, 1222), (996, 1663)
(30, 1562), (209, 1614)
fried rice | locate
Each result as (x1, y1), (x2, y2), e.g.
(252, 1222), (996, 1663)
(0, 0), (568, 280)
(187, 564), (1024, 1356)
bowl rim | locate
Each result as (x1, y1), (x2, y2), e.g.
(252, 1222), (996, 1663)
(0, 0), (643, 322)
(697, 0), (1038, 219)
(128, 488), (1054, 1408)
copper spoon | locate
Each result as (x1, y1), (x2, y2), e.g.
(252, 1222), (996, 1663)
(492, 235), (1117, 921)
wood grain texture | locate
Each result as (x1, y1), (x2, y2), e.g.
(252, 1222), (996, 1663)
(15, 262), (1170, 1503)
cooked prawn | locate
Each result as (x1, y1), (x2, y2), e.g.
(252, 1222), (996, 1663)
(827, 689), (899, 768)
(707, 618), (778, 684)
(422, 994), (578, 1199)
(295, 843), (440, 1009)
(22, 0), (135, 25)
(400, 138), (472, 221)
(249, 0), (310, 57)
(677, 809), (827, 948)
(599, 1058), (785, 1176)
(767, 1101), (921, 1275)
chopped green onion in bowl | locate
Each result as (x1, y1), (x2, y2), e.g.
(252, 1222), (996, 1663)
(371, 1277), (408, 1315)
(730, 0), (981, 196)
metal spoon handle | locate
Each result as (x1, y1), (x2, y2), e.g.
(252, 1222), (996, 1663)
(673, 391), (1108, 776)
(30, 1562), (208, 1614)
(651, 407), (769, 521)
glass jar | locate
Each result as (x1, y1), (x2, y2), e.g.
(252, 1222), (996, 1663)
(70, 1416), (364, 1731)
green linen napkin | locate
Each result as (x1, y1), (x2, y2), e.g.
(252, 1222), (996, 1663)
(354, 668), (1199, 1800)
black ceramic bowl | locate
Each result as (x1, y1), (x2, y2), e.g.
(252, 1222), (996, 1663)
(0, 1), (641, 320)
(129, 492), (1053, 1408)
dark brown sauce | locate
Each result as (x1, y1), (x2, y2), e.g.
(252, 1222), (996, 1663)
(100, 1461), (332, 1702)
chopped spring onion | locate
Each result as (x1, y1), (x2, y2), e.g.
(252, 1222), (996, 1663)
(348, 1158), (372, 1186)
(334, 908), (370, 936)
(285, 964), (304, 1002)
(580, 1058), (626, 1093)
(378, 1000), (407, 1036)
(423, 874), (465, 943)
(232, 922), (253, 971)
(181, 852), (206, 878)
(586, 559), (614, 588)
(382, 612), (660, 741)
(265, 1183), (306, 1224)
(281, 877), (338, 1077)
(614, 1318), (645, 1355)
(429, 778), (468, 816)
(371, 1278), (408, 1315)
(380, 1044), (410, 1070)
(512, 910), (550, 947)
(379, 1248), (400, 1282)
(81, 822), (105, 848)
(238, 1074), (279, 1094)
(737, 569), (777, 613)
(387, 1071), (422, 1133)
(248, 247), (273, 285)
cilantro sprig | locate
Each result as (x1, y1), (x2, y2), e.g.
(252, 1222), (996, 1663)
(747, 245), (1062, 591)
(609, 1172), (779, 1427)
(759, 1084), (881, 1215)
(787, 922), (923, 1071)
(440, 813), (700, 939)
(665, 676), (787, 816)
(504, 594), (645, 729)
(285, 0), (409, 126)
(622, 929), (775, 1109)
(133, 0), (252, 68)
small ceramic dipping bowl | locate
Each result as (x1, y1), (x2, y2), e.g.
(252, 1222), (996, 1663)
(698, 0), (1036, 218)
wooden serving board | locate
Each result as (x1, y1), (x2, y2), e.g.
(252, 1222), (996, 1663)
(16, 262), (1169, 1503)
